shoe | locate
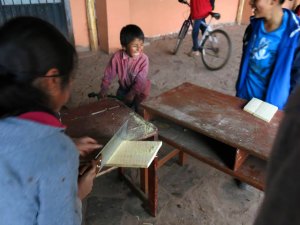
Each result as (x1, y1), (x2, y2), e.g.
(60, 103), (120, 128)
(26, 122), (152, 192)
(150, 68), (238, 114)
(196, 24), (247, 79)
(235, 179), (252, 191)
(188, 50), (200, 57)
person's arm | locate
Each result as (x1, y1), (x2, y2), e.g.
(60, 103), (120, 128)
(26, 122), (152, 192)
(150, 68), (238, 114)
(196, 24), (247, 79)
(290, 41), (300, 93)
(124, 56), (149, 103)
(73, 136), (102, 157)
(78, 160), (97, 200)
(235, 24), (252, 94)
(99, 54), (119, 98)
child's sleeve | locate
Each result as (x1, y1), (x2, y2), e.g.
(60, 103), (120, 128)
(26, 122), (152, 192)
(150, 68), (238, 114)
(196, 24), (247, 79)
(127, 56), (149, 98)
(290, 44), (300, 93)
(235, 24), (252, 95)
(100, 54), (119, 94)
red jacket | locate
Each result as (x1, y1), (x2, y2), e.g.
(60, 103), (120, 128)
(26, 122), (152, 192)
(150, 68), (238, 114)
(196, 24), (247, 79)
(190, 0), (212, 20)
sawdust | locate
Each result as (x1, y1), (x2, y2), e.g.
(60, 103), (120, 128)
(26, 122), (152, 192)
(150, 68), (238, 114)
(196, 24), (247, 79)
(126, 112), (157, 140)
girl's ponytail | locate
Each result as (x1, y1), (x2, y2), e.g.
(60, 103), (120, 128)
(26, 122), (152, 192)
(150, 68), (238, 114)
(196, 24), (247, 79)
(0, 17), (76, 118)
(0, 69), (49, 118)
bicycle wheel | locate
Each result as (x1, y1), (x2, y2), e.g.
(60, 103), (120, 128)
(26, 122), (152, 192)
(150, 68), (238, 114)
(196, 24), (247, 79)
(173, 19), (191, 55)
(200, 29), (231, 70)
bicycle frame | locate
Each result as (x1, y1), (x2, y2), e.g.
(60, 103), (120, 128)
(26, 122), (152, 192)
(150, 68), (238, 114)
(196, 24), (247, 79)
(179, 14), (215, 49)
(198, 20), (213, 49)
(175, 0), (231, 70)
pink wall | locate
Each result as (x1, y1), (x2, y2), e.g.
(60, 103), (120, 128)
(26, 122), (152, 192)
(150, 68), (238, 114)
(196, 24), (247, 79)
(130, 0), (240, 36)
(129, 0), (186, 37)
(96, 0), (240, 53)
(69, 0), (90, 51)
(240, 1), (252, 25)
(106, 0), (130, 51)
(213, 0), (240, 24)
(67, 0), (294, 52)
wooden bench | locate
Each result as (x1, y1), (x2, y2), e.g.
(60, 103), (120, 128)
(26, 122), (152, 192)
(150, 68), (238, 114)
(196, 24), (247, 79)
(141, 82), (283, 191)
(61, 99), (159, 216)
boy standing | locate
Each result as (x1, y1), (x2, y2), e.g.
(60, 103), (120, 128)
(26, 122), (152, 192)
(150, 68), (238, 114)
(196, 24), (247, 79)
(235, 0), (300, 110)
(99, 24), (150, 111)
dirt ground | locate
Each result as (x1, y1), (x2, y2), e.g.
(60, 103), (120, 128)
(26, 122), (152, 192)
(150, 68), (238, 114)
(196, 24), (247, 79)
(70, 24), (264, 225)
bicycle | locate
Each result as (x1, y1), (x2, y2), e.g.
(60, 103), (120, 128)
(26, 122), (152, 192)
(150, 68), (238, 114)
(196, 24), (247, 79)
(88, 92), (123, 101)
(173, 0), (232, 70)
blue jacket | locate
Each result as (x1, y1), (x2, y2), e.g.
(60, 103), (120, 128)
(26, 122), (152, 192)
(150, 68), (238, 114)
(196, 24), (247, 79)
(236, 9), (300, 110)
(0, 117), (81, 225)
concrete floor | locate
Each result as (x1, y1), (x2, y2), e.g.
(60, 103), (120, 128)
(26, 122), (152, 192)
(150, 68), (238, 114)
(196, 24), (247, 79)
(71, 24), (264, 225)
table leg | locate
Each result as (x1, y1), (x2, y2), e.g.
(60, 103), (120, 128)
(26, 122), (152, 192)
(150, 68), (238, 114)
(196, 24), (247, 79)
(179, 151), (187, 166)
(140, 168), (148, 194)
(234, 149), (249, 171)
(148, 156), (158, 217)
(118, 167), (125, 179)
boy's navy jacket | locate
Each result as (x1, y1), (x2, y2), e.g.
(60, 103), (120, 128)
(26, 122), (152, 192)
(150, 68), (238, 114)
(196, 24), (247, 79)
(236, 9), (300, 110)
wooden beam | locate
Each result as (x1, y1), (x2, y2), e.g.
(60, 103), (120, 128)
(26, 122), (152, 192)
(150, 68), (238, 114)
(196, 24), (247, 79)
(86, 0), (99, 51)
(236, 0), (246, 25)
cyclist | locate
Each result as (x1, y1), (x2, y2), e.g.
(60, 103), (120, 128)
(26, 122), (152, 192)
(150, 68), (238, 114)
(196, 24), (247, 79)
(188, 0), (214, 57)
(236, 0), (300, 110)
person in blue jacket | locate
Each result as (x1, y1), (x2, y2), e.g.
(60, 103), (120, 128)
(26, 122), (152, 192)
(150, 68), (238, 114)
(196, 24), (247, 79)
(236, 0), (300, 110)
(0, 17), (99, 225)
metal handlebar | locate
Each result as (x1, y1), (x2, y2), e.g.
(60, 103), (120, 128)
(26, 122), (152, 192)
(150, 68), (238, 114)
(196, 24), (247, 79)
(88, 92), (123, 101)
(88, 92), (100, 98)
(178, 0), (189, 6)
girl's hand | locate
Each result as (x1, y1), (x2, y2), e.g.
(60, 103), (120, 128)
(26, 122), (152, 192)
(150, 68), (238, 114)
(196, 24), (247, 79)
(78, 160), (98, 200)
(73, 137), (102, 157)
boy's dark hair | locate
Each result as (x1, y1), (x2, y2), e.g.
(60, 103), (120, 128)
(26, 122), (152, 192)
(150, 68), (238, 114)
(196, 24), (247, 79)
(120, 24), (144, 47)
(280, 0), (285, 4)
(0, 16), (77, 117)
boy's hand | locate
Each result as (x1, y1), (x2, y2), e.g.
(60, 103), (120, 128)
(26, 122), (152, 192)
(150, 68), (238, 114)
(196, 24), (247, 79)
(124, 94), (134, 105)
(78, 160), (97, 200)
(73, 137), (102, 157)
(98, 90), (107, 99)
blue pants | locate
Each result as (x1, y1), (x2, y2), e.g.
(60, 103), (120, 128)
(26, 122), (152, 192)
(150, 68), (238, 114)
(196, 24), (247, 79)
(192, 18), (207, 51)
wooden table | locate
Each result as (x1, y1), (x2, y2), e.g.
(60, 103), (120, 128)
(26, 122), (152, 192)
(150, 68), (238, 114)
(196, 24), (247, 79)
(61, 98), (159, 216)
(141, 82), (283, 191)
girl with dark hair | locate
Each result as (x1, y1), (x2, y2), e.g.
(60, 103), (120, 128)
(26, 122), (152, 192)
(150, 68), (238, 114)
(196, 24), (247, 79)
(0, 17), (98, 225)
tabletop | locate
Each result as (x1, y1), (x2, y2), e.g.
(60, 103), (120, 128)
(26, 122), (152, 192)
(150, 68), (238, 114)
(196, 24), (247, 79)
(141, 82), (283, 160)
(61, 98), (157, 144)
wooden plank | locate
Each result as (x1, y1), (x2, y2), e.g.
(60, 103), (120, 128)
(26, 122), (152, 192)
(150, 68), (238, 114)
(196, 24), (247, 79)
(235, 156), (266, 190)
(141, 83), (283, 160)
(236, 0), (246, 25)
(234, 149), (249, 171)
(62, 99), (157, 141)
(154, 119), (236, 170)
(86, 0), (98, 51)
(157, 149), (180, 168)
(153, 119), (265, 190)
